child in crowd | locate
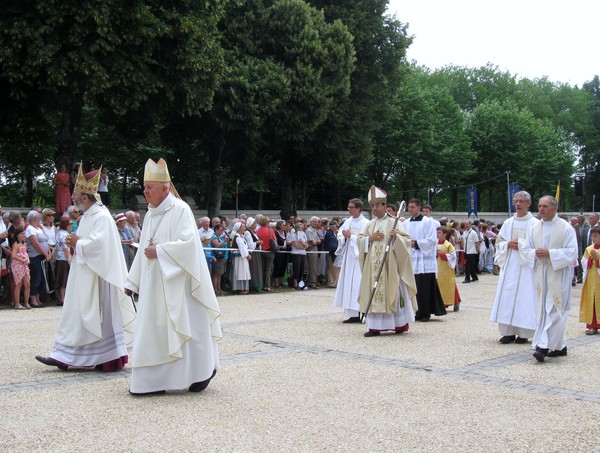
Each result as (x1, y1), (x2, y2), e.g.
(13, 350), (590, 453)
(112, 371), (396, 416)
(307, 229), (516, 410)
(580, 225), (600, 335)
(10, 228), (31, 309)
(436, 226), (461, 312)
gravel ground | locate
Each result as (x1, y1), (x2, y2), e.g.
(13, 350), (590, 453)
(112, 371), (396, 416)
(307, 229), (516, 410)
(1, 273), (599, 452)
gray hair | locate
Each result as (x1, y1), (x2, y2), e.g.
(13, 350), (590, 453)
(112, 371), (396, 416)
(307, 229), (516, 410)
(26, 210), (40, 222)
(513, 191), (531, 202)
(540, 195), (559, 208)
(8, 210), (21, 224)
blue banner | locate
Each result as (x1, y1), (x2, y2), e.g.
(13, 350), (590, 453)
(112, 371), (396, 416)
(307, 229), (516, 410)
(509, 185), (520, 213)
(467, 188), (478, 216)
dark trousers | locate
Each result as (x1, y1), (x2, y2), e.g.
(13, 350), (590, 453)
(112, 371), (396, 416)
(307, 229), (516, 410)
(291, 254), (305, 281)
(464, 253), (479, 281)
(29, 255), (45, 296)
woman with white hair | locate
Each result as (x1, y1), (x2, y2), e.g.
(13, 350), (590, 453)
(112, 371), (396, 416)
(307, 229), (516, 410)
(25, 210), (52, 307)
(230, 222), (251, 295)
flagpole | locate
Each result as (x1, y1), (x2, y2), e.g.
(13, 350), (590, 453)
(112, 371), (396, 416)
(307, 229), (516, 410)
(506, 171), (511, 219)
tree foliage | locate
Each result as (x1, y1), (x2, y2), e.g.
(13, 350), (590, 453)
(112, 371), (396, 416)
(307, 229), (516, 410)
(1, 3), (599, 214)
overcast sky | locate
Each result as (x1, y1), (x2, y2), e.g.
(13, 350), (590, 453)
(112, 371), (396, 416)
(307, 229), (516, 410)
(387, 0), (599, 87)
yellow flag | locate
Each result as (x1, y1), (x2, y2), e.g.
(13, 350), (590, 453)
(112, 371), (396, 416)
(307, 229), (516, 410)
(555, 181), (560, 202)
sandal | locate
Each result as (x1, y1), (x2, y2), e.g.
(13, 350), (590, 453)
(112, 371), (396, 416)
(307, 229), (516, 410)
(13, 305), (26, 310)
(585, 328), (599, 335)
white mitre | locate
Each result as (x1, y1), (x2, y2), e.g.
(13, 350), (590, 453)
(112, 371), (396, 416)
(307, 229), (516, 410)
(144, 158), (181, 199)
(368, 185), (387, 204)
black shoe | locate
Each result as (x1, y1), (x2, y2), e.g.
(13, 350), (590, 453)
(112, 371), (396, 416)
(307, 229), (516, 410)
(129, 390), (166, 396)
(364, 330), (380, 337)
(342, 316), (361, 324)
(533, 346), (549, 362)
(515, 337), (528, 344)
(462, 280), (471, 284)
(472, 277), (479, 281)
(499, 335), (516, 344)
(35, 355), (68, 370)
(189, 369), (217, 393)
(572, 281), (577, 287)
(547, 347), (567, 357)
(453, 304), (460, 312)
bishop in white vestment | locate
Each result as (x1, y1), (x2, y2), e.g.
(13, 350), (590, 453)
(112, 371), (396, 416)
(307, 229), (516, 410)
(126, 159), (221, 394)
(358, 186), (417, 336)
(36, 167), (135, 372)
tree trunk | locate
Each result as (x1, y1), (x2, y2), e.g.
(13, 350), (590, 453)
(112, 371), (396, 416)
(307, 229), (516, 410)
(122, 175), (128, 207)
(301, 180), (307, 210)
(450, 187), (458, 211)
(258, 191), (263, 211)
(279, 171), (295, 220)
(205, 120), (225, 219)
(24, 170), (34, 207)
(55, 92), (84, 168)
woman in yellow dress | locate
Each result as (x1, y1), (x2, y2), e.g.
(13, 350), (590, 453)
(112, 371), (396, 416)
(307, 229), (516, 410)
(436, 226), (461, 312)
(580, 226), (600, 335)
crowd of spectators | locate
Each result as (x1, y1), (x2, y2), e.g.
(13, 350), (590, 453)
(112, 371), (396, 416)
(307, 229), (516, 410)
(8, 196), (598, 306)
(0, 203), (143, 310)
(196, 213), (344, 295)
(1, 206), (77, 309)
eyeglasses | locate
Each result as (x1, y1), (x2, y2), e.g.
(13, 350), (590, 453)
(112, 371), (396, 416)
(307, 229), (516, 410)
(347, 206), (356, 209)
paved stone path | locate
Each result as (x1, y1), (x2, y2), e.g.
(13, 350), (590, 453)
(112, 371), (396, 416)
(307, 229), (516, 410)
(4, 310), (600, 406)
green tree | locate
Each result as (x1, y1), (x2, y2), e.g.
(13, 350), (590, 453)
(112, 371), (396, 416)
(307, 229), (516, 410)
(370, 66), (473, 209)
(0, 0), (224, 169)
(183, 0), (355, 217)
(466, 100), (574, 211)
(430, 64), (519, 113)
(308, 0), (412, 208)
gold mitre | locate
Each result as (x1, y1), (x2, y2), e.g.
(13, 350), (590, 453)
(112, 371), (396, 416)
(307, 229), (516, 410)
(144, 158), (181, 199)
(368, 185), (387, 204)
(74, 165), (102, 203)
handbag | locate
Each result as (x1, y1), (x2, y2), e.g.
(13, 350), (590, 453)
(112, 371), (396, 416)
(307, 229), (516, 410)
(269, 238), (278, 252)
(1, 258), (7, 277)
(213, 243), (226, 259)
